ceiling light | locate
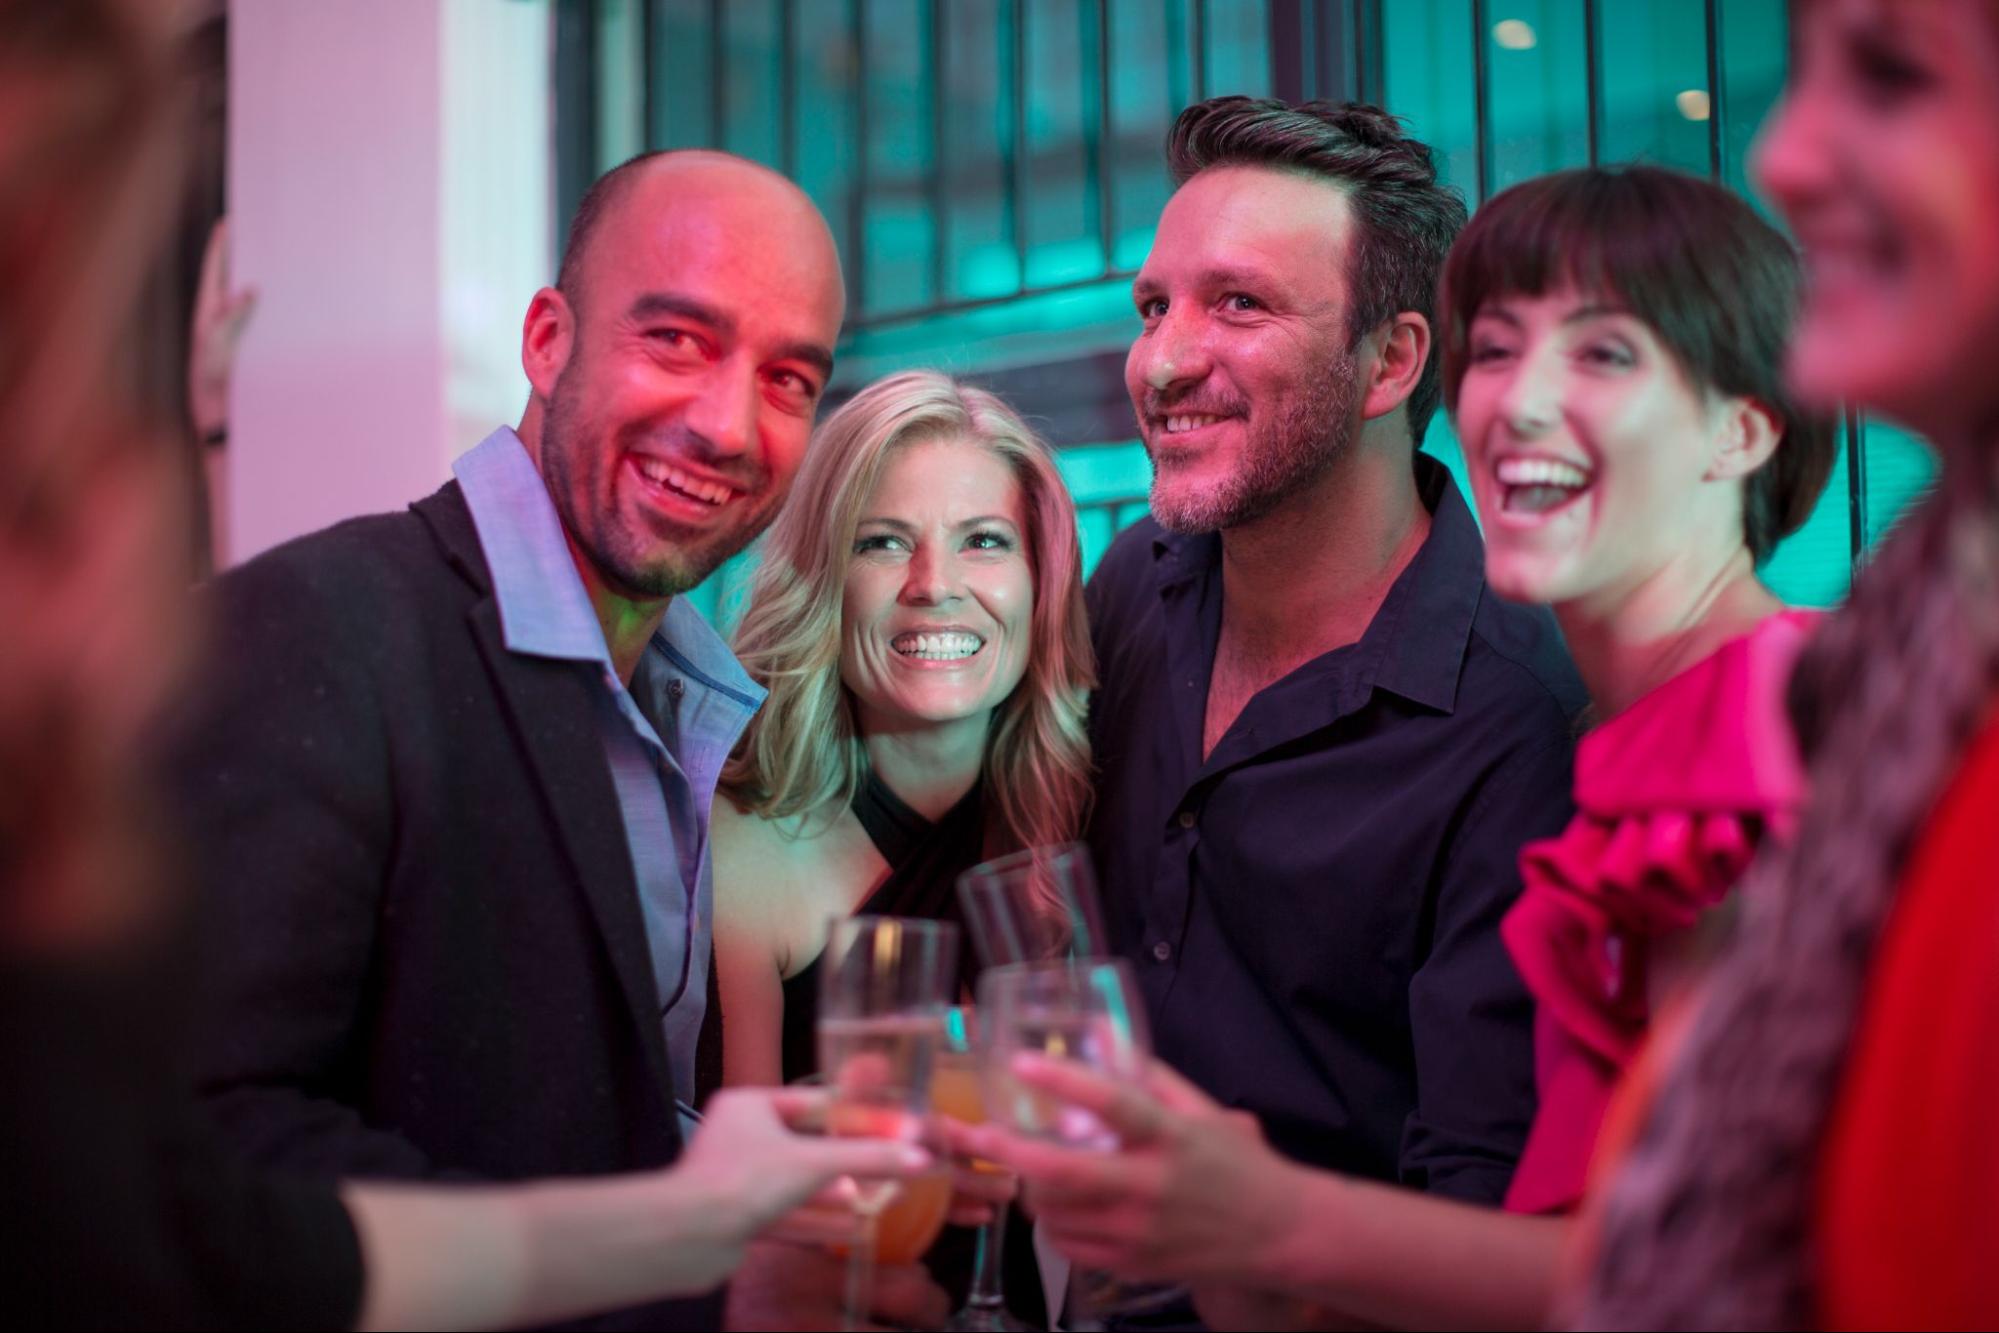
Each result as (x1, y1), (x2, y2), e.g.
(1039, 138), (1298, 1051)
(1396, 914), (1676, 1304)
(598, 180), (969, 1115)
(1493, 19), (1537, 50)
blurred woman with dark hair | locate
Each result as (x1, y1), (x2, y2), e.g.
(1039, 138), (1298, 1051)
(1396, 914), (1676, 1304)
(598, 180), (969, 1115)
(1, 3), (922, 1327)
(965, 164), (1836, 1331)
(1580, 3), (1999, 1327)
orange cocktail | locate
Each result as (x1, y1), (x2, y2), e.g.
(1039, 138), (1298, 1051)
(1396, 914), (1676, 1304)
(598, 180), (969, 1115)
(931, 1048), (1008, 1176)
(866, 1170), (953, 1264)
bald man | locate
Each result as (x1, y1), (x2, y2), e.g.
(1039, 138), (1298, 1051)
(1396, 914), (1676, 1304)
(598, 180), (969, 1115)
(170, 153), (913, 1329)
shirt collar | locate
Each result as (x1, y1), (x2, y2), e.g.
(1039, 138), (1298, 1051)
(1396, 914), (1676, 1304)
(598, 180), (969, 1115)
(1366, 455), (1484, 715)
(453, 426), (765, 710)
(1148, 453), (1484, 715)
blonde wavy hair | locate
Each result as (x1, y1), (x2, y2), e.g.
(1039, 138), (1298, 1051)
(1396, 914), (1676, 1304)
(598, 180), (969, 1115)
(721, 370), (1095, 866)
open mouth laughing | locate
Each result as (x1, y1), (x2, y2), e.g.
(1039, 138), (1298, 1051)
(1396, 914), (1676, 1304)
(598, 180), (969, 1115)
(1493, 454), (1593, 519)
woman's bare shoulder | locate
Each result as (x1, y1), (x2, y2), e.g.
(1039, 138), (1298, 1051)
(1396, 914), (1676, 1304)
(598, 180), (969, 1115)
(712, 797), (852, 906)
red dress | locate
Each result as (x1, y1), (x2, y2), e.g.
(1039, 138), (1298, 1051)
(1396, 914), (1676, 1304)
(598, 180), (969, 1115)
(1816, 710), (1999, 1329)
(1502, 611), (1818, 1215)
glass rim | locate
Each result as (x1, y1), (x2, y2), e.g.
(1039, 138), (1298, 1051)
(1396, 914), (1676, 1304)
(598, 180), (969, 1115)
(976, 956), (1134, 982)
(827, 912), (961, 940)
(958, 841), (1091, 884)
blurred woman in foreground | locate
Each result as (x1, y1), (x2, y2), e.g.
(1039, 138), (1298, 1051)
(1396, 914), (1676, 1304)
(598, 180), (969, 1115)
(0, 4), (920, 1328)
(1580, 2), (1999, 1326)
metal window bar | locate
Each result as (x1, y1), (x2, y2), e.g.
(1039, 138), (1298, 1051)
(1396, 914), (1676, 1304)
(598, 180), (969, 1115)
(1470, 0), (1491, 204)
(639, 0), (655, 152)
(1582, 0), (1601, 167)
(779, 0), (797, 178)
(1191, 0), (1208, 103)
(929, 0), (949, 306)
(554, 0), (598, 247)
(1092, 0), (1115, 276)
(1352, 0), (1379, 106)
(847, 0), (869, 312)
(1704, 0), (1726, 181)
(1008, 0), (1029, 297)
(709, 0), (727, 147)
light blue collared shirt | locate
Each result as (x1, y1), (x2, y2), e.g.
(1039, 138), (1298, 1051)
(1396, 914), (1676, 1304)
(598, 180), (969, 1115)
(453, 427), (763, 1107)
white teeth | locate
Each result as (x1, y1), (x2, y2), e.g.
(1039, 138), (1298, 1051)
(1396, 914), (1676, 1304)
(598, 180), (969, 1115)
(1163, 414), (1224, 435)
(634, 457), (734, 505)
(1494, 456), (1591, 489)
(892, 631), (985, 660)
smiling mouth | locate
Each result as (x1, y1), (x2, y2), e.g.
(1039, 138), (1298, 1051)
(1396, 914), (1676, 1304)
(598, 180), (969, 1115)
(1494, 456), (1593, 517)
(1159, 413), (1231, 435)
(891, 630), (985, 661)
(631, 456), (740, 508)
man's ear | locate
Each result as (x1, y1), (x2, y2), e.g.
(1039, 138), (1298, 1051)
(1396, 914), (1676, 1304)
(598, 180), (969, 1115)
(521, 286), (575, 402)
(1706, 395), (1783, 482)
(1359, 312), (1430, 423)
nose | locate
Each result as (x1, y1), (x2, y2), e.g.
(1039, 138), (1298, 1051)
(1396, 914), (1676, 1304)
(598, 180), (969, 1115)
(900, 542), (962, 607)
(1132, 305), (1212, 395)
(679, 356), (759, 461)
(1498, 346), (1561, 439)
(1751, 88), (1834, 217)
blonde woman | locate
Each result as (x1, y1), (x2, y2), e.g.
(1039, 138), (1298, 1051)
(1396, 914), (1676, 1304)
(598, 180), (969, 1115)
(712, 370), (1094, 1087)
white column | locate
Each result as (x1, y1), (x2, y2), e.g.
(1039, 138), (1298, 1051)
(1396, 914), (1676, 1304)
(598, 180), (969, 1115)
(225, 0), (552, 566)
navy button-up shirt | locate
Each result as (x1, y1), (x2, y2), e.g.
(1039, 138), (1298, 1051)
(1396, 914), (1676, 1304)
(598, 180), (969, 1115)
(1086, 456), (1586, 1202)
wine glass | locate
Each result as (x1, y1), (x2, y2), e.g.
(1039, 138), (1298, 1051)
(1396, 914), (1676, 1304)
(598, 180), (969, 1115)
(949, 841), (1109, 1330)
(817, 914), (958, 1332)
(957, 841), (1108, 966)
(930, 1006), (1037, 1332)
(978, 957), (1186, 1322)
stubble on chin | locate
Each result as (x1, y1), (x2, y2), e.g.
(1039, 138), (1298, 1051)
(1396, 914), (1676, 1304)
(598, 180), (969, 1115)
(1145, 359), (1357, 536)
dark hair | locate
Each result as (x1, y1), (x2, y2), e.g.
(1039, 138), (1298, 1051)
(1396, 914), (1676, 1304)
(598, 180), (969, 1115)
(1167, 96), (1468, 447)
(554, 149), (671, 308)
(1438, 165), (1836, 564)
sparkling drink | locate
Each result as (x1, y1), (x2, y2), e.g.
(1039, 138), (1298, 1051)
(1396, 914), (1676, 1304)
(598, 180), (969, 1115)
(987, 1007), (1123, 1148)
(820, 1013), (944, 1213)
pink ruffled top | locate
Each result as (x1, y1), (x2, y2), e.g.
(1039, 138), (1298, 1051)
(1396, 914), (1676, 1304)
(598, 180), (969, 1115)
(1501, 609), (1819, 1215)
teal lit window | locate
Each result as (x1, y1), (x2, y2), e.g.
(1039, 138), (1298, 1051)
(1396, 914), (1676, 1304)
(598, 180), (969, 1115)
(556, 0), (1930, 624)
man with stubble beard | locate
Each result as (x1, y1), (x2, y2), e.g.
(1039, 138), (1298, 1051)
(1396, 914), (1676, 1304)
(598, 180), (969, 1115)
(169, 151), (943, 1330)
(1073, 99), (1587, 1240)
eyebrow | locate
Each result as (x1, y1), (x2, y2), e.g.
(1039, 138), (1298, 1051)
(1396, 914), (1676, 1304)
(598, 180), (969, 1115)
(627, 291), (835, 379)
(1473, 301), (1633, 327)
(856, 514), (1022, 532)
(1134, 265), (1276, 297)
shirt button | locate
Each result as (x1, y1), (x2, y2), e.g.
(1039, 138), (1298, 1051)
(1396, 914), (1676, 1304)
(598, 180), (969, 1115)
(1176, 810), (1196, 829)
(1152, 940), (1173, 963)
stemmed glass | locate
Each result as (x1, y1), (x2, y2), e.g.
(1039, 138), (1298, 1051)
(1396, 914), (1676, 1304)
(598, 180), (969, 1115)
(962, 844), (1186, 1325)
(817, 914), (958, 1333)
(942, 841), (1110, 1331)
(957, 841), (1108, 967)
(928, 1005), (1034, 1332)
(979, 958), (1186, 1322)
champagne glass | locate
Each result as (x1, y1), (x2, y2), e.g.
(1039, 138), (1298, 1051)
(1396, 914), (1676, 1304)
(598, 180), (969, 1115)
(931, 1006), (1036, 1332)
(818, 915), (957, 1332)
(957, 841), (1108, 966)
(979, 958), (1186, 1322)
(952, 842), (1111, 1330)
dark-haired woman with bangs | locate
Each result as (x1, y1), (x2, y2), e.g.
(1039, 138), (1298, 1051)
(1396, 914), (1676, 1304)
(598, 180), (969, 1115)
(964, 164), (1836, 1331)
(1443, 165), (1839, 1227)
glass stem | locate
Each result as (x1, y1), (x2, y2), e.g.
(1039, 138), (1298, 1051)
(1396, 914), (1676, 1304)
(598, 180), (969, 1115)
(966, 1198), (1010, 1309)
(843, 1211), (879, 1333)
